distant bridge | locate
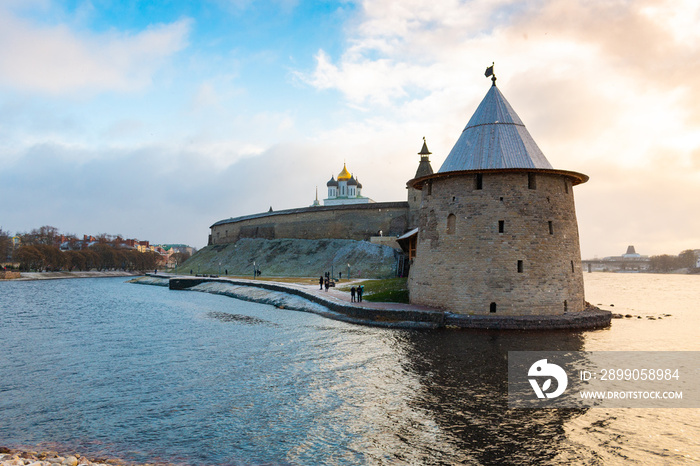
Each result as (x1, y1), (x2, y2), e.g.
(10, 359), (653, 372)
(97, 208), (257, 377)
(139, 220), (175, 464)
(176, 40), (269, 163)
(581, 259), (650, 273)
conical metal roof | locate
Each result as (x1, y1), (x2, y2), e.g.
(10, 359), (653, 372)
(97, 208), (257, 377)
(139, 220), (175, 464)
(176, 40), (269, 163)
(438, 85), (553, 172)
(418, 138), (432, 156)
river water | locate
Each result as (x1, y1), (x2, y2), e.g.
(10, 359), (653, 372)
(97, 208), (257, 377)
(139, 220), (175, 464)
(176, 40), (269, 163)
(0, 274), (698, 465)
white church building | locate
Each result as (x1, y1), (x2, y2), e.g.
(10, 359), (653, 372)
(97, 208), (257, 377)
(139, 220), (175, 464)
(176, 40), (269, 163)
(321, 163), (374, 206)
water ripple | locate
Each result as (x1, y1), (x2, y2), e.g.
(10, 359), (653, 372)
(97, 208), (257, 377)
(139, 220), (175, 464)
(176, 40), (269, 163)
(0, 275), (698, 465)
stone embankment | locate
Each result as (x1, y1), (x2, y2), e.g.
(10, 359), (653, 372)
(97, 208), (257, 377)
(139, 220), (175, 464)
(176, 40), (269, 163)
(0, 447), (169, 466)
(131, 275), (612, 330)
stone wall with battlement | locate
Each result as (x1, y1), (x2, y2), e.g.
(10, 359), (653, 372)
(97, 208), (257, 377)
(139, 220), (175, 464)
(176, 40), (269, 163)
(210, 202), (410, 245)
(408, 171), (585, 316)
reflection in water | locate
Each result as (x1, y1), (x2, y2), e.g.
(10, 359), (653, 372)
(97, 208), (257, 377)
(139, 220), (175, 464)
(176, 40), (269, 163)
(399, 330), (587, 464)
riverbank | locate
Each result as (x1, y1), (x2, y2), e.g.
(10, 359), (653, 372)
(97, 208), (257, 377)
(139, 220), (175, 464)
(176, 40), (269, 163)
(2, 271), (141, 281)
(0, 446), (173, 466)
(131, 274), (612, 330)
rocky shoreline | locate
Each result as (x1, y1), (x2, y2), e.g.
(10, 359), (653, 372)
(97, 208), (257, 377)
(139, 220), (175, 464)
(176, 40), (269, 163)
(0, 447), (173, 466)
(2, 271), (141, 281)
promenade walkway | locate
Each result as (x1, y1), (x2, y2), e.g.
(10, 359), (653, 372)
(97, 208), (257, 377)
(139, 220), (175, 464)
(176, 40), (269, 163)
(273, 278), (438, 312)
(152, 274), (611, 330)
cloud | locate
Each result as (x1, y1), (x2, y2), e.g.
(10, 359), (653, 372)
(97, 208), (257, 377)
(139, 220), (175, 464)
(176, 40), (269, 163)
(294, 0), (700, 257)
(0, 8), (191, 95)
(0, 139), (330, 248)
(577, 160), (700, 257)
(3, 0), (699, 259)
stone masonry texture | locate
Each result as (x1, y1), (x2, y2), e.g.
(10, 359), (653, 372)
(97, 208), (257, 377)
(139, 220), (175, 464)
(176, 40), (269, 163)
(409, 171), (585, 316)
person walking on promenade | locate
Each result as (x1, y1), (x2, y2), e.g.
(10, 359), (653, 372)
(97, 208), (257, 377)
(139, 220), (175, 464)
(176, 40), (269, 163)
(358, 285), (364, 302)
(350, 286), (356, 302)
(319, 276), (324, 290)
(324, 278), (329, 292)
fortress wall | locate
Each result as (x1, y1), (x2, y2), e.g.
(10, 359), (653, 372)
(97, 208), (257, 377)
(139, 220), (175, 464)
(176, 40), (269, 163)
(408, 172), (585, 316)
(211, 202), (409, 245)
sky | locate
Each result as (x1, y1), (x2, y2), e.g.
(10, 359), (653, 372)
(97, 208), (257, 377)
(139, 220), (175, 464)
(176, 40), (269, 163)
(1, 0), (699, 259)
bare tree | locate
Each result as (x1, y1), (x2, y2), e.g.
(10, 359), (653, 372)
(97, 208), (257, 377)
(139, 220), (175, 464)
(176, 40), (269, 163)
(20, 225), (60, 246)
(0, 228), (12, 263)
(15, 246), (44, 271)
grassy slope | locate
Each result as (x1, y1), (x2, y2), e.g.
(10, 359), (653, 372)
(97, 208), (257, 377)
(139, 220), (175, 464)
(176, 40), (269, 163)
(337, 278), (409, 303)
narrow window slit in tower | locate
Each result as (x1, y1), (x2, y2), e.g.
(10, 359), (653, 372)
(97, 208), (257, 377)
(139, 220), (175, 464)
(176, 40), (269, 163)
(548, 221), (553, 235)
(447, 214), (456, 235)
(517, 260), (524, 273)
(476, 173), (483, 190)
(571, 260), (575, 273)
(498, 220), (505, 233)
(490, 302), (497, 313)
(528, 173), (537, 190)
(564, 300), (568, 312)
(564, 181), (569, 194)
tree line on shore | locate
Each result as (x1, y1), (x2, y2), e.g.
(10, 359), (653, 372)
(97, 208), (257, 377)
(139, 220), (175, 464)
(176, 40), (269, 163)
(648, 250), (698, 273)
(1, 226), (189, 272)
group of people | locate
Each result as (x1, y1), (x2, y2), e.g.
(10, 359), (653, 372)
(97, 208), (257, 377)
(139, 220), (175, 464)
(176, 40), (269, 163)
(350, 285), (363, 303)
(318, 274), (364, 302)
(319, 273), (333, 292)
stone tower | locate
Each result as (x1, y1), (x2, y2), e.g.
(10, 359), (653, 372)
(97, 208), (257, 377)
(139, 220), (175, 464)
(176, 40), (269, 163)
(408, 138), (434, 228)
(407, 79), (589, 316)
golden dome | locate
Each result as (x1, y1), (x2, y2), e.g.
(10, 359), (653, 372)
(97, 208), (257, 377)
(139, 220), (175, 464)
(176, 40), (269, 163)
(337, 163), (352, 181)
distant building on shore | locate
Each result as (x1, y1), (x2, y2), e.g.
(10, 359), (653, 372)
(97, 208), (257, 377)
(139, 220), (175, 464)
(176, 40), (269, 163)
(582, 245), (651, 272)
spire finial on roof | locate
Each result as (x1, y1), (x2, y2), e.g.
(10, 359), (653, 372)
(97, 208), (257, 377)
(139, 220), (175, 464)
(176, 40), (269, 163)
(414, 137), (434, 178)
(418, 137), (432, 156)
(485, 62), (496, 86)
